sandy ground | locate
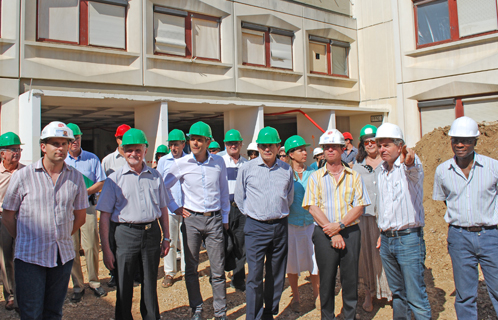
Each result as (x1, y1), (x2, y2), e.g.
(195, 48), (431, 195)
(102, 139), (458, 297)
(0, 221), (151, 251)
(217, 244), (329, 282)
(2, 122), (498, 319)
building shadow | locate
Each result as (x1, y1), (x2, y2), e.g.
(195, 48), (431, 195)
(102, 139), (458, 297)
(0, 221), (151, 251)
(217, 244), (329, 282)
(425, 267), (446, 319)
(477, 280), (498, 320)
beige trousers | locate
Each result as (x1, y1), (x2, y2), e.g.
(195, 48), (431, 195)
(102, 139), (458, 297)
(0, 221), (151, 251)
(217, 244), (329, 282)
(71, 205), (101, 292)
(0, 219), (15, 302)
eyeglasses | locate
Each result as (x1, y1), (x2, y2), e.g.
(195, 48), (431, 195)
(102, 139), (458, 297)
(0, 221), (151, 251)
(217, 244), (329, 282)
(3, 148), (22, 153)
(277, 154), (287, 159)
(364, 140), (376, 146)
(451, 137), (475, 145)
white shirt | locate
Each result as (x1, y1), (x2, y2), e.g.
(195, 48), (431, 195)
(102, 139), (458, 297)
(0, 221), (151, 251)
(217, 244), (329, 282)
(101, 148), (127, 177)
(156, 152), (186, 216)
(163, 152), (230, 223)
(222, 153), (248, 202)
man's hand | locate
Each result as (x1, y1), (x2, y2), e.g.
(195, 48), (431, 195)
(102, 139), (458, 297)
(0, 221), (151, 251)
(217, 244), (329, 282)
(174, 207), (191, 218)
(223, 223), (229, 230)
(323, 222), (340, 237)
(102, 248), (115, 271)
(376, 236), (381, 249)
(400, 145), (415, 167)
(331, 234), (345, 250)
(160, 240), (170, 258)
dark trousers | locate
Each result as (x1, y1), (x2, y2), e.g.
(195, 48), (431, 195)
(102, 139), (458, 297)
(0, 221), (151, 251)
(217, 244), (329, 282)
(15, 253), (73, 320)
(113, 221), (161, 320)
(313, 224), (361, 320)
(229, 205), (246, 288)
(245, 216), (288, 320)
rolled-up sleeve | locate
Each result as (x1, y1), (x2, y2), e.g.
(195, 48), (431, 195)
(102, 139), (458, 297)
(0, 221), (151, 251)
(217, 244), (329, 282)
(352, 174), (370, 207)
(96, 178), (117, 213)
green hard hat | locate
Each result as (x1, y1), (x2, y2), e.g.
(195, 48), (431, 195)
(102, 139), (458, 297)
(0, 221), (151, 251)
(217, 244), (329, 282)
(121, 128), (149, 147)
(189, 121), (212, 139)
(224, 129), (243, 142)
(359, 124), (378, 141)
(256, 127), (281, 144)
(0, 132), (23, 148)
(168, 129), (186, 142)
(156, 144), (169, 154)
(284, 135), (310, 153)
(67, 123), (83, 136)
(209, 141), (221, 149)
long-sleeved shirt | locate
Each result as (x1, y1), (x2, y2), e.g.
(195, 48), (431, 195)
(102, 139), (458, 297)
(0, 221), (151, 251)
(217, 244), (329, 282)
(162, 152), (230, 223)
(377, 155), (425, 231)
(234, 156), (294, 221)
(156, 152), (186, 216)
(433, 152), (498, 227)
(222, 153), (248, 202)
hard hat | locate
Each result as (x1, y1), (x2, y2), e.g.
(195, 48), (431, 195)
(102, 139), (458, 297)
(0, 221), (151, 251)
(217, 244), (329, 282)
(0, 132), (23, 148)
(67, 123), (83, 136)
(448, 116), (480, 137)
(375, 123), (404, 140)
(156, 144), (169, 154)
(209, 141), (221, 149)
(247, 142), (258, 151)
(40, 121), (75, 141)
(284, 135), (310, 153)
(224, 129), (243, 142)
(359, 124), (377, 141)
(168, 129), (186, 142)
(343, 132), (353, 140)
(256, 127), (281, 144)
(115, 124), (131, 138)
(319, 129), (345, 146)
(189, 121), (212, 139)
(313, 147), (323, 157)
(121, 128), (148, 147)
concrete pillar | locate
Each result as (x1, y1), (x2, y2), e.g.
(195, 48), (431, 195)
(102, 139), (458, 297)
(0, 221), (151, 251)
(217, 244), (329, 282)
(135, 101), (169, 166)
(18, 90), (42, 165)
(223, 106), (264, 157)
(297, 110), (336, 165)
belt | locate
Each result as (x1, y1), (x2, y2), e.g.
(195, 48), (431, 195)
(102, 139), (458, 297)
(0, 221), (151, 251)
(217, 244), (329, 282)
(249, 216), (285, 224)
(186, 209), (221, 217)
(381, 227), (421, 238)
(117, 220), (156, 230)
(231, 201), (238, 208)
(450, 225), (497, 232)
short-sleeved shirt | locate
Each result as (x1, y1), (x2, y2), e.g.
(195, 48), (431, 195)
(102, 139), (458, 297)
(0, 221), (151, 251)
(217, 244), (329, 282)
(101, 149), (127, 177)
(341, 146), (358, 164)
(2, 159), (89, 267)
(0, 161), (25, 213)
(156, 152), (186, 216)
(288, 167), (315, 226)
(433, 153), (498, 227)
(353, 160), (381, 216)
(222, 154), (248, 202)
(65, 149), (106, 185)
(303, 165), (370, 225)
(96, 162), (168, 224)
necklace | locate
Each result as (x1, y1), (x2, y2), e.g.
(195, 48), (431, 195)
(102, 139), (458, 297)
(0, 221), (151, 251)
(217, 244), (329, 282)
(294, 165), (306, 174)
(329, 168), (343, 175)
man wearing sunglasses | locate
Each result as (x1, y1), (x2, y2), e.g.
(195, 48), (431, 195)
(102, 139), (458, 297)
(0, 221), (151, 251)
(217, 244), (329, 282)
(433, 116), (498, 319)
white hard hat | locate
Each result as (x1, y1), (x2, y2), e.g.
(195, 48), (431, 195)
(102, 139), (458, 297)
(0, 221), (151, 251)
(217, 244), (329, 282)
(40, 121), (75, 141)
(319, 129), (345, 146)
(375, 123), (404, 140)
(247, 142), (258, 151)
(313, 147), (323, 157)
(448, 116), (480, 137)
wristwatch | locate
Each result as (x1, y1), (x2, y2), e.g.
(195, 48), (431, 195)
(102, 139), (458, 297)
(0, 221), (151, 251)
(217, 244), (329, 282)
(163, 238), (171, 243)
(339, 222), (346, 230)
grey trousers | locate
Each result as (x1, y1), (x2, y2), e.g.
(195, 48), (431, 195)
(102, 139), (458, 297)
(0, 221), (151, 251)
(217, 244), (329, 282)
(0, 219), (15, 303)
(181, 213), (226, 317)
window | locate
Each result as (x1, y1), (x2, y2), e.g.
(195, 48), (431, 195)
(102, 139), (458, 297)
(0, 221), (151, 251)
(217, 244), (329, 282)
(153, 6), (221, 61)
(241, 22), (294, 70)
(414, 0), (498, 48)
(308, 35), (349, 77)
(37, 0), (127, 49)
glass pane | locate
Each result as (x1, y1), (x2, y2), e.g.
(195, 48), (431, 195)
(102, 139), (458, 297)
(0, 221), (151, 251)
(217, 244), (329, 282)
(242, 29), (266, 65)
(331, 45), (347, 76)
(457, 0), (498, 37)
(88, 2), (126, 49)
(270, 33), (293, 69)
(192, 18), (220, 60)
(309, 42), (328, 73)
(417, 0), (451, 45)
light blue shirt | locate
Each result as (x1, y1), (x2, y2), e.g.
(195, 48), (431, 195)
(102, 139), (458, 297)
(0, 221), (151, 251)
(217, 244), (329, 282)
(157, 152), (186, 216)
(309, 162), (319, 170)
(65, 149), (106, 184)
(162, 152), (230, 223)
(234, 156), (294, 221)
(433, 153), (498, 227)
(288, 167), (315, 226)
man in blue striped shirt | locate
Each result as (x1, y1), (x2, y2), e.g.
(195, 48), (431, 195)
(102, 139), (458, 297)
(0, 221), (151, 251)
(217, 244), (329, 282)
(433, 116), (498, 319)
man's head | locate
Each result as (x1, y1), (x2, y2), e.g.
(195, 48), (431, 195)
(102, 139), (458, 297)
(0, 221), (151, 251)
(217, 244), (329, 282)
(188, 121), (213, 158)
(121, 128), (149, 168)
(115, 124), (131, 146)
(0, 132), (23, 165)
(343, 132), (353, 147)
(319, 129), (345, 164)
(224, 129), (243, 158)
(40, 121), (75, 163)
(256, 127), (281, 164)
(155, 144), (169, 162)
(448, 116), (480, 160)
(67, 123), (83, 154)
(168, 129), (186, 159)
(375, 123), (404, 166)
(208, 141), (221, 154)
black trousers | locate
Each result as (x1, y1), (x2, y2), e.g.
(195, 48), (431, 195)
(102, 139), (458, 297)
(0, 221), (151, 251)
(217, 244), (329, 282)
(313, 224), (361, 320)
(229, 205), (246, 288)
(245, 216), (288, 320)
(112, 221), (161, 320)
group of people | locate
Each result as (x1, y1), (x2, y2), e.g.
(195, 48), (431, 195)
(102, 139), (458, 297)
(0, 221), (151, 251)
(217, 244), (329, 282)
(0, 115), (497, 320)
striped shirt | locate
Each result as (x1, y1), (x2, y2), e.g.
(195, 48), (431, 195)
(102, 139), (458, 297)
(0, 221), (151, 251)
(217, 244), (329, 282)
(234, 157), (294, 221)
(156, 152), (186, 216)
(2, 159), (89, 267)
(222, 154), (247, 202)
(433, 153), (498, 227)
(302, 165), (370, 225)
(377, 155), (425, 231)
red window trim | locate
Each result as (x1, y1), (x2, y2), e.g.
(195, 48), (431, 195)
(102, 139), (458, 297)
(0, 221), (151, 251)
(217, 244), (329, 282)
(36, 0), (127, 51)
(309, 40), (350, 78)
(414, 0), (498, 49)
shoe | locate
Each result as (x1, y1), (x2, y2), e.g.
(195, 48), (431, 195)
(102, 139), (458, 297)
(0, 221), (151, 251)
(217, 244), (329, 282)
(290, 299), (300, 313)
(215, 316), (228, 320)
(191, 311), (202, 320)
(229, 281), (245, 292)
(5, 300), (15, 311)
(70, 289), (85, 303)
(162, 275), (174, 288)
(90, 286), (107, 297)
(107, 276), (116, 288)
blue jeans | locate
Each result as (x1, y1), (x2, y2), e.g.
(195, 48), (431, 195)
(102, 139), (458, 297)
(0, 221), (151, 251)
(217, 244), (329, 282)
(15, 255), (73, 320)
(380, 231), (431, 320)
(448, 226), (498, 319)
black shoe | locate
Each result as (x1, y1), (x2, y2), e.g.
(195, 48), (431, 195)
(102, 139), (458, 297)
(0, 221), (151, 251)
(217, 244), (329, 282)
(191, 311), (202, 320)
(90, 286), (107, 297)
(215, 316), (228, 320)
(70, 289), (85, 303)
(230, 281), (245, 292)
(107, 276), (116, 288)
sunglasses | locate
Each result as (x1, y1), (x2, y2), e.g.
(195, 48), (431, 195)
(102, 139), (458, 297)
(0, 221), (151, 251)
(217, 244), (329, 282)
(277, 154), (287, 159)
(451, 137), (475, 145)
(364, 140), (376, 146)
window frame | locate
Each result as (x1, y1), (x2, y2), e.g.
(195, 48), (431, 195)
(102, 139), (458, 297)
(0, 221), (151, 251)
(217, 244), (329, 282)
(413, 0), (498, 49)
(36, 0), (128, 50)
(308, 35), (350, 78)
(241, 22), (294, 70)
(153, 6), (221, 62)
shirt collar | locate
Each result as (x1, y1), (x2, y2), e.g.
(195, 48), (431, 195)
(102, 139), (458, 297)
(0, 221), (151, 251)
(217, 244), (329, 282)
(448, 152), (483, 170)
(256, 155), (280, 169)
(187, 151), (213, 164)
(35, 158), (71, 172)
(68, 148), (84, 161)
(114, 149), (124, 159)
(320, 164), (352, 177)
(122, 162), (151, 175)
(0, 161), (22, 173)
(381, 156), (401, 172)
